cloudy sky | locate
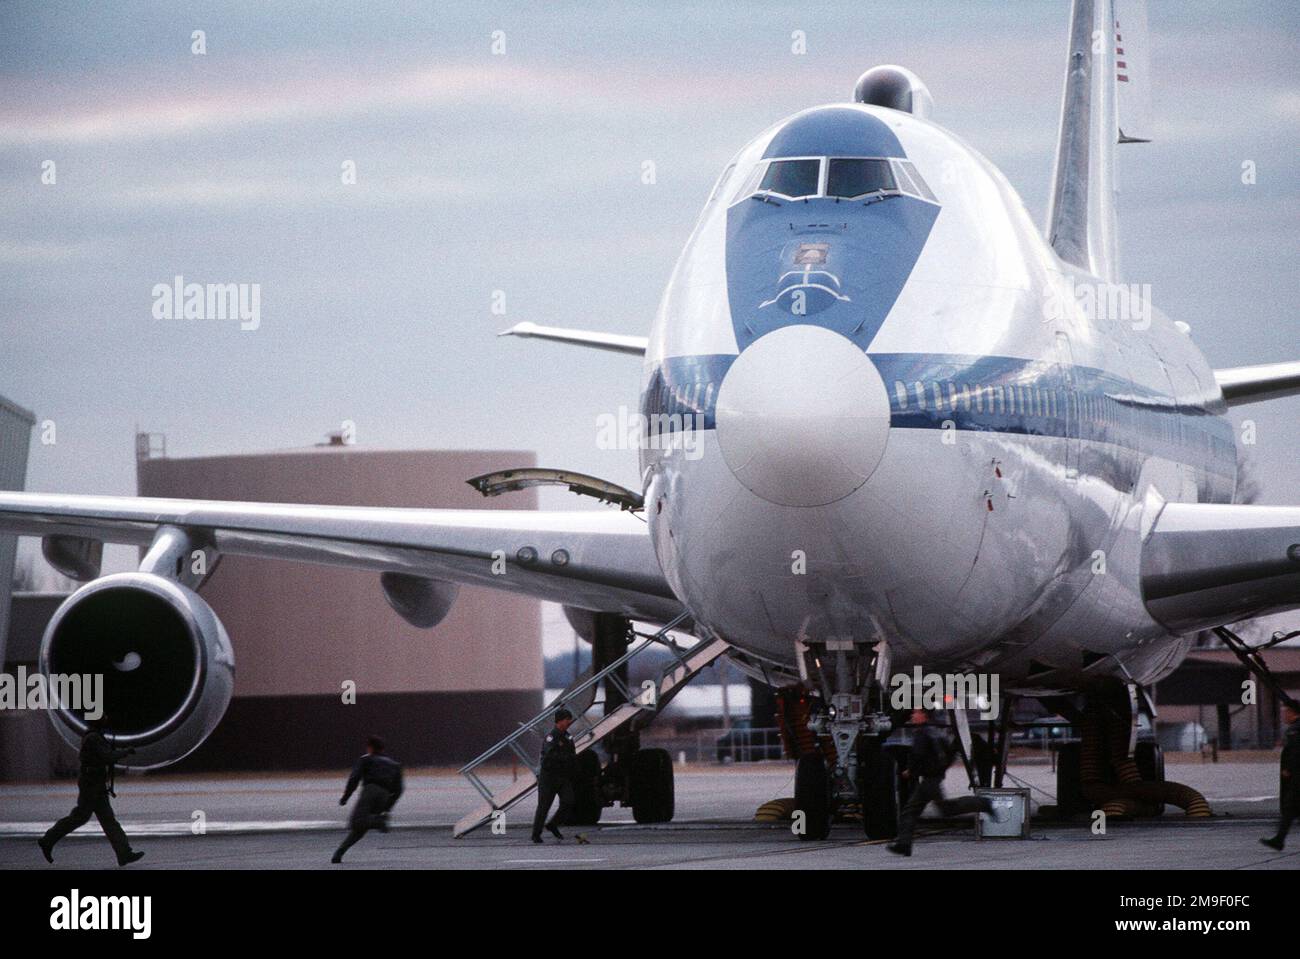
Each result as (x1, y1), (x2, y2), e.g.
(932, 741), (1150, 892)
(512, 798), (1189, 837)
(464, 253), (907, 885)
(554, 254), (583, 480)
(2, 1), (1297, 642)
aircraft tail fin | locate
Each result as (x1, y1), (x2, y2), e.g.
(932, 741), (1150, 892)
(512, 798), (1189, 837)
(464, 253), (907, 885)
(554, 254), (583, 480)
(1114, 0), (1153, 143)
(1045, 0), (1151, 283)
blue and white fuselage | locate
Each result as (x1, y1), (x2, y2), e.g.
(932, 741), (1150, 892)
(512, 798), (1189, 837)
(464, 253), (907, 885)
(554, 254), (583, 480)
(640, 102), (1236, 691)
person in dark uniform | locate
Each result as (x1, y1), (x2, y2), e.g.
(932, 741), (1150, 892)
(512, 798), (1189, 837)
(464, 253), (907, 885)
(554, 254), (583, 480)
(1261, 702), (1300, 851)
(332, 735), (403, 863)
(887, 709), (999, 857)
(532, 708), (578, 843)
(38, 714), (145, 867)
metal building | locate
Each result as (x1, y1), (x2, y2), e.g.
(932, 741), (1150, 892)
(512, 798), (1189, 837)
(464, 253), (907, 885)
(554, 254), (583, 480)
(1, 592), (71, 780)
(136, 437), (544, 771)
(0, 396), (36, 669)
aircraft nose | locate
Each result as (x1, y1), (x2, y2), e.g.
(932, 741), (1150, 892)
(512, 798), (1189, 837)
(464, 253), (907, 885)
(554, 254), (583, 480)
(714, 325), (891, 507)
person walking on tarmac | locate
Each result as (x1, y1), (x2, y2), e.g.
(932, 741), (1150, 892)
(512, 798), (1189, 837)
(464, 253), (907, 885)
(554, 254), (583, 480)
(1261, 701), (1300, 851)
(532, 708), (582, 843)
(332, 735), (403, 863)
(887, 708), (1000, 857)
(38, 713), (145, 867)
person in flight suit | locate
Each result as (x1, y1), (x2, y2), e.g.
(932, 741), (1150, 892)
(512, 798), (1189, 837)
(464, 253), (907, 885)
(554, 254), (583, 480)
(887, 709), (999, 857)
(38, 713), (145, 867)
(332, 735), (404, 863)
(532, 708), (578, 843)
(1261, 701), (1300, 851)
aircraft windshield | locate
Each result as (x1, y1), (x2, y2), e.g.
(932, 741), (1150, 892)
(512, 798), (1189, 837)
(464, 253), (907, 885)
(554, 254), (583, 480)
(827, 158), (895, 198)
(759, 159), (820, 199)
(733, 157), (937, 205)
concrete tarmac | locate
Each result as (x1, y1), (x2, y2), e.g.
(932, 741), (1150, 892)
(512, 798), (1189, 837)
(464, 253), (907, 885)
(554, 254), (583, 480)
(1, 761), (1294, 870)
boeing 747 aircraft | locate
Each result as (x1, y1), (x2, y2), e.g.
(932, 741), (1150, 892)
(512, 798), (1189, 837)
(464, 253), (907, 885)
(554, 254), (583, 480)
(2, 0), (1297, 838)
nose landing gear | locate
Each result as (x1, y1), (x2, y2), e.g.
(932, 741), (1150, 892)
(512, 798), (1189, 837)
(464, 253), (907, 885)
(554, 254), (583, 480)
(781, 642), (904, 840)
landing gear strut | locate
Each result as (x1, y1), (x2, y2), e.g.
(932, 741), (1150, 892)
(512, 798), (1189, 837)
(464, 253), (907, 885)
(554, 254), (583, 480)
(572, 613), (677, 825)
(787, 641), (902, 840)
(1048, 684), (1210, 819)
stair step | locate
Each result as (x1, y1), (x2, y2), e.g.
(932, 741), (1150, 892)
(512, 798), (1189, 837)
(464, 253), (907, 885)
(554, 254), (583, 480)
(453, 622), (729, 838)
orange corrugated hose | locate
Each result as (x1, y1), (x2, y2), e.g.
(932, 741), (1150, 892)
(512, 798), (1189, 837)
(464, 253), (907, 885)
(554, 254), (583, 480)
(1079, 689), (1211, 818)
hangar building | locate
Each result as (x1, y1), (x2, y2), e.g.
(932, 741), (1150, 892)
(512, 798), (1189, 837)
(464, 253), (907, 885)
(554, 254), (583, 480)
(135, 435), (543, 771)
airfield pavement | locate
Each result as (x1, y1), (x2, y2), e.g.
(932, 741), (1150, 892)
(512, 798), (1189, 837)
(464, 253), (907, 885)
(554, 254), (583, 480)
(1, 760), (1295, 870)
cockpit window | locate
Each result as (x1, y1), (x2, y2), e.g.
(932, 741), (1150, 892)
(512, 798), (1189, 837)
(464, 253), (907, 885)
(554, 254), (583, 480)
(896, 160), (937, 202)
(758, 158), (820, 199)
(708, 163), (736, 204)
(731, 156), (939, 206)
(826, 158), (895, 198)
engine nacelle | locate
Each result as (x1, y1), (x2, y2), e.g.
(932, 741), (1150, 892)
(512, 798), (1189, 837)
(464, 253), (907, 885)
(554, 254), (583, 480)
(379, 572), (459, 628)
(39, 572), (235, 769)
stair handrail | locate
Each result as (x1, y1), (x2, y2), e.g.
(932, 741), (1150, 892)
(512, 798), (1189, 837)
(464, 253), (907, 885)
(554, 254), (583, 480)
(457, 611), (692, 775)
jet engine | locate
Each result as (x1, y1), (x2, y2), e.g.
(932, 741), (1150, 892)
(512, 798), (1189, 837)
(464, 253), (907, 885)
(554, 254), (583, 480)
(39, 572), (235, 769)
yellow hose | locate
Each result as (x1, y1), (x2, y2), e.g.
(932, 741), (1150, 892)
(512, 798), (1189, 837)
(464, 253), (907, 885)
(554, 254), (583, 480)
(1078, 690), (1211, 818)
(754, 797), (798, 822)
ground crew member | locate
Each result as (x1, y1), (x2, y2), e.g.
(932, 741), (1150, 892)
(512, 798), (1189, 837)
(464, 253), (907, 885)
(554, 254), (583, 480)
(38, 714), (145, 867)
(1261, 701), (1299, 851)
(332, 735), (403, 863)
(887, 708), (999, 857)
(532, 708), (578, 843)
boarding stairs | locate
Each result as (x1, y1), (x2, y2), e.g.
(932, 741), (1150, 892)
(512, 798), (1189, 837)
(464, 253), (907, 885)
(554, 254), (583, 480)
(453, 614), (728, 837)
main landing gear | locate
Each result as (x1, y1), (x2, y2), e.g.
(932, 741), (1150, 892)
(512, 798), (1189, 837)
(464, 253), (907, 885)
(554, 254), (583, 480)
(569, 613), (677, 826)
(1048, 683), (1210, 820)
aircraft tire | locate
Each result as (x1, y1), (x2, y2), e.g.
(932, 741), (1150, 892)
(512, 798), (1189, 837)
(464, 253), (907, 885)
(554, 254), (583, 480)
(571, 750), (604, 825)
(630, 747), (674, 823)
(858, 737), (900, 840)
(794, 753), (831, 840)
(1134, 740), (1166, 816)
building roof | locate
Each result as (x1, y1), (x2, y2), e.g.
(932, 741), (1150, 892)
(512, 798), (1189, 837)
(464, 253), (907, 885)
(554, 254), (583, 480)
(0, 395), (36, 425)
(1185, 647), (1300, 675)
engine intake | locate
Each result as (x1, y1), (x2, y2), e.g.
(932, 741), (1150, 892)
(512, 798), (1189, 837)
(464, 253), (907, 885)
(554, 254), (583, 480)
(40, 572), (235, 769)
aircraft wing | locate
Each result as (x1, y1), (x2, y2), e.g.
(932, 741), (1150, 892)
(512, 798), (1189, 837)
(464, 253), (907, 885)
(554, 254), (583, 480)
(0, 491), (682, 624)
(1141, 501), (1300, 633)
(498, 322), (648, 356)
(1213, 361), (1300, 407)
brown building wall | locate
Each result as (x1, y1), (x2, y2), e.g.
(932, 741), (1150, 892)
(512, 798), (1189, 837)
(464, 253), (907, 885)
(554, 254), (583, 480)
(137, 446), (543, 770)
